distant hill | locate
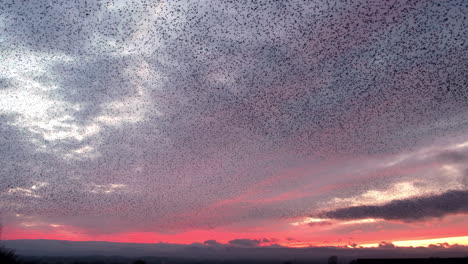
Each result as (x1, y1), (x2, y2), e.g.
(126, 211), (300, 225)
(3, 239), (468, 263)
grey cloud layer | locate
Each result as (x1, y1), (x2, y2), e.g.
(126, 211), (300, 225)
(228, 239), (262, 247)
(322, 190), (468, 221)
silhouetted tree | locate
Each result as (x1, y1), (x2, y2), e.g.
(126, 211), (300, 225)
(133, 260), (146, 264)
(0, 222), (21, 264)
(0, 247), (21, 264)
(328, 255), (338, 264)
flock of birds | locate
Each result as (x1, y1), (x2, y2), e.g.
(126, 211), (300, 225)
(0, 0), (467, 233)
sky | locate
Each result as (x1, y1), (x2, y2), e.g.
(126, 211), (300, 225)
(0, 0), (467, 249)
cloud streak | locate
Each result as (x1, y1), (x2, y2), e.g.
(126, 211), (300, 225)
(228, 239), (262, 247)
(322, 190), (468, 221)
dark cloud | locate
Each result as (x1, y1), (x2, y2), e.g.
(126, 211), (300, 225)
(428, 243), (451, 249)
(436, 151), (468, 163)
(308, 221), (333, 227)
(228, 239), (261, 247)
(463, 169), (468, 187)
(203, 240), (222, 247)
(322, 190), (468, 221)
(348, 242), (359, 248)
(378, 241), (396, 249)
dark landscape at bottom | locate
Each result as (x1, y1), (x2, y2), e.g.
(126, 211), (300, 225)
(1, 239), (468, 264)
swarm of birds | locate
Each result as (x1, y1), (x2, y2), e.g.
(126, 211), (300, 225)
(0, 0), (467, 234)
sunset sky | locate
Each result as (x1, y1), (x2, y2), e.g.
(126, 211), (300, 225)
(1, 0), (467, 249)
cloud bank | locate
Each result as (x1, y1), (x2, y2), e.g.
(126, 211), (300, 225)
(321, 190), (468, 221)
